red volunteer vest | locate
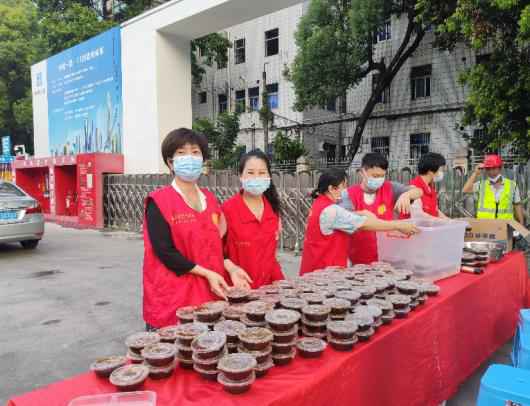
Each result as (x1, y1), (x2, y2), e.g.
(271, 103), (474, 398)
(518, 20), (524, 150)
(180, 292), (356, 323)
(222, 193), (284, 289)
(143, 185), (227, 328)
(347, 181), (394, 264)
(299, 195), (349, 275)
(411, 176), (438, 217)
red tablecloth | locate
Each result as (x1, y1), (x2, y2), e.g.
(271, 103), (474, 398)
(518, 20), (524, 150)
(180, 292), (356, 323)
(7, 252), (529, 406)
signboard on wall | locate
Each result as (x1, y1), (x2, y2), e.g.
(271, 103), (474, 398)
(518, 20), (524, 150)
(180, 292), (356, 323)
(46, 27), (122, 156)
(1, 136), (11, 156)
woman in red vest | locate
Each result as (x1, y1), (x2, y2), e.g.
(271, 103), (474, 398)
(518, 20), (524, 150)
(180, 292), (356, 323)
(341, 153), (423, 265)
(143, 128), (250, 329)
(407, 152), (448, 218)
(300, 169), (419, 275)
(222, 150), (284, 289)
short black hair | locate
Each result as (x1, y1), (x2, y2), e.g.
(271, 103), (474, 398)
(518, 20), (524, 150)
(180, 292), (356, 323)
(418, 152), (446, 175)
(161, 128), (209, 168)
(311, 168), (347, 199)
(361, 153), (389, 170)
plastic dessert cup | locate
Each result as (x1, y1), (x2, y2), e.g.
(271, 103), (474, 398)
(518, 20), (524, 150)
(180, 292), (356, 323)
(396, 281), (419, 295)
(335, 290), (361, 306)
(141, 343), (176, 367)
(223, 305), (246, 321)
(323, 298), (351, 318)
(296, 337), (327, 358)
(255, 359), (274, 378)
(237, 344), (273, 364)
(176, 306), (196, 324)
(214, 320), (247, 344)
(218, 371), (256, 395)
(328, 336), (358, 351)
(176, 354), (194, 369)
(192, 350), (226, 371)
(158, 325), (180, 343)
(327, 320), (358, 340)
(300, 293), (326, 305)
(238, 327), (273, 351)
(90, 356), (127, 378)
(272, 348), (296, 366)
(191, 331), (227, 360)
(272, 339), (297, 355)
(109, 365), (149, 392)
(302, 305), (331, 323)
(345, 314), (374, 332)
(126, 332), (160, 355)
(218, 353), (257, 381)
(194, 302), (225, 323)
(226, 287), (250, 304)
(148, 362), (175, 380)
(175, 322), (209, 347)
(126, 350), (144, 364)
(357, 327), (375, 342)
(301, 326), (327, 339)
(265, 309), (301, 332)
(243, 301), (274, 322)
(271, 325), (298, 343)
(193, 363), (219, 381)
(387, 294), (412, 310)
(280, 297), (308, 312)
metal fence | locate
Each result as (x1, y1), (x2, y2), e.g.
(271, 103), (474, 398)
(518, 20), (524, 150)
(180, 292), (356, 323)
(104, 165), (530, 250)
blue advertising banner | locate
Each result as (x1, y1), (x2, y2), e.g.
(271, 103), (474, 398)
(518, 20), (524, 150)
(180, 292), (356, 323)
(1, 136), (10, 156)
(47, 27), (122, 156)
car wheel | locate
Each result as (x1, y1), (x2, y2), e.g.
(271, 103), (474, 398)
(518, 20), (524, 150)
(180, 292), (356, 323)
(20, 240), (40, 250)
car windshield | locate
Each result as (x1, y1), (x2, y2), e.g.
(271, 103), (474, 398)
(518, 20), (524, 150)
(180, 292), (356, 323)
(0, 182), (25, 198)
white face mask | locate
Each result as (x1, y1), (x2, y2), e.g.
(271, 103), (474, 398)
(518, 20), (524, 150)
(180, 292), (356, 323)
(489, 174), (502, 183)
(433, 171), (444, 183)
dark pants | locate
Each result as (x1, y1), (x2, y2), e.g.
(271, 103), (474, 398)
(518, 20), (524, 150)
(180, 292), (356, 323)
(145, 323), (157, 332)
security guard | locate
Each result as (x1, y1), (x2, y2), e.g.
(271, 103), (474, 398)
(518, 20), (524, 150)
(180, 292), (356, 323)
(463, 154), (525, 224)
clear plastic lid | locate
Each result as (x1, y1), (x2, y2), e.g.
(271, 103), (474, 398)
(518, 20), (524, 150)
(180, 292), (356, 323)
(125, 332), (160, 349)
(226, 287), (250, 299)
(174, 322), (209, 339)
(158, 325), (180, 341)
(90, 356), (127, 373)
(327, 320), (358, 335)
(280, 297), (308, 310)
(296, 337), (327, 352)
(218, 371), (256, 387)
(243, 300), (274, 316)
(302, 304), (331, 317)
(214, 320), (247, 337)
(323, 298), (351, 311)
(218, 353), (257, 373)
(238, 327), (273, 344)
(109, 365), (149, 387)
(265, 309), (301, 326)
(354, 304), (383, 319)
(191, 331), (227, 354)
(141, 342), (176, 360)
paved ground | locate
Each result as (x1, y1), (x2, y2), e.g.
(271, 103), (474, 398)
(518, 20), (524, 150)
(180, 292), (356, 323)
(0, 223), (513, 404)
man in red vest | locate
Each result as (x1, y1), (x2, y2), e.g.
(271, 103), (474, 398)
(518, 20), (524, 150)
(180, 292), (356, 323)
(341, 153), (423, 264)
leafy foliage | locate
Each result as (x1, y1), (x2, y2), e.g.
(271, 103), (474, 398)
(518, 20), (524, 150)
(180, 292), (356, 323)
(272, 131), (306, 161)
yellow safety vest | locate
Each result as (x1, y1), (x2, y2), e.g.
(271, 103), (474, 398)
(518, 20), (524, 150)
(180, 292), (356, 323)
(476, 178), (514, 220)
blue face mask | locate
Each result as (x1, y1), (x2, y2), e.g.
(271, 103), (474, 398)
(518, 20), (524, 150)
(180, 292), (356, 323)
(242, 177), (271, 196)
(366, 176), (385, 191)
(173, 155), (203, 182)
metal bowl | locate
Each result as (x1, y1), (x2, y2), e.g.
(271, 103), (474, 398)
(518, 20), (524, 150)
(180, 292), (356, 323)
(463, 242), (504, 263)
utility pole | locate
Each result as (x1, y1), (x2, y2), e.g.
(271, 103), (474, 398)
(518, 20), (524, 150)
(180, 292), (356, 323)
(262, 68), (269, 154)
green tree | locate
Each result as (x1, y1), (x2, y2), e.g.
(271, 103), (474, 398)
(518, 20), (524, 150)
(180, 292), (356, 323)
(440, 0), (530, 156)
(39, 3), (115, 55)
(0, 0), (46, 153)
(272, 131), (306, 162)
(193, 112), (242, 169)
(288, 0), (457, 161)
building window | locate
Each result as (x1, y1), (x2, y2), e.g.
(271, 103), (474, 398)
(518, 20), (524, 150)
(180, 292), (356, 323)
(376, 20), (392, 42)
(323, 142), (336, 163)
(248, 87), (259, 111)
(266, 83), (279, 109)
(218, 94), (228, 114)
(265, 28), (279, 57)
(199, 91), (207, 104)
(235, 38), (246, 64)
(411, 65), (432, 100)
(325, 98), (336, 112)
(235, 90), (246, 113)
(372, 74), (390, 104)
(410, 133), (431, 160)
(371, 136), (390, 158)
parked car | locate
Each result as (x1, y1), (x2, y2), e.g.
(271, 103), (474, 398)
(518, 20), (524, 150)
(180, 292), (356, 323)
(0, 181), (44, 249)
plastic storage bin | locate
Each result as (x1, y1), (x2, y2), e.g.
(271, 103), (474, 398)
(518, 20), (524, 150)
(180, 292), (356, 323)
(376, 219), (466, 281)
(477, 364), (530, 406)
(512, 309), (530, 370)
(68, 391), (156, 406)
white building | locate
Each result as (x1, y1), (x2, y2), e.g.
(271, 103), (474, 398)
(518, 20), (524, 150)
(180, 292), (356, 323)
(192, 2), (479, 169)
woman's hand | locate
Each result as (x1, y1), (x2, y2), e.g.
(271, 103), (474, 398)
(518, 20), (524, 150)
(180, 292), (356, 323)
(396, 222), (420, 236)
(191, 265), (229, 299)
(224, 259), (253, 289)
(394, 194), (412, 214)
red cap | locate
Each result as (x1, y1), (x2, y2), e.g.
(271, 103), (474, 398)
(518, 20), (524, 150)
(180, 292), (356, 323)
(482, 154), (503, 168)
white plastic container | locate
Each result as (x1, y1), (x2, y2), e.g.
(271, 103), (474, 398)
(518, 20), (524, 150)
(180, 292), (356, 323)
(376, 219), (466, 281)
(68, 391), (156, 406)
